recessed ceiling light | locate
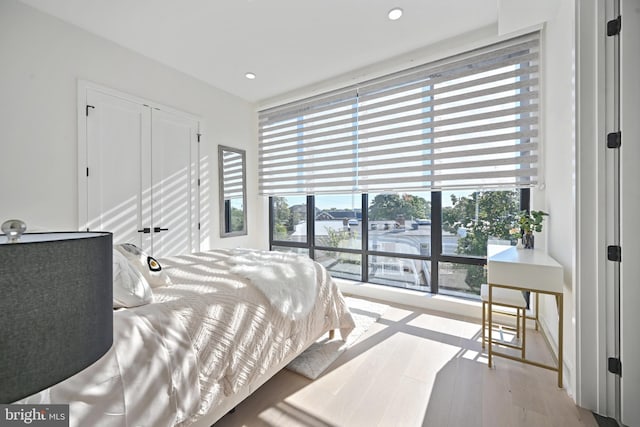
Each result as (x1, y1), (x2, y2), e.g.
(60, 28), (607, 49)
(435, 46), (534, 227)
(245, 72), (256, 80)
(388, 7), (403, 21)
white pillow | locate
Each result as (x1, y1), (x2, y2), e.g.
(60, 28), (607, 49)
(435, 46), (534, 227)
(115, 243), (172, 288)
(112, 249), (153, 308)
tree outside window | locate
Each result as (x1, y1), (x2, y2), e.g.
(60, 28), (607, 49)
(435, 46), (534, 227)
(368, 194), (430, 222)
(441, 190), (520, 293)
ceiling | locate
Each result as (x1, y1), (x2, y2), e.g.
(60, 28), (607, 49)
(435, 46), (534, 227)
(20, 0), (498, 105)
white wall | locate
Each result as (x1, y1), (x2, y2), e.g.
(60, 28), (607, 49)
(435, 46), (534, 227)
(575, 0), (610, 415)
(0, 0), (260, 250)
(499, 0), (578, 397)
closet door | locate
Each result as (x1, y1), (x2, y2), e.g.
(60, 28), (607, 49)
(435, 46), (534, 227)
(85, 89), (151, 249)
(80, 83), (200, 257)
(150, 109), (199, 257)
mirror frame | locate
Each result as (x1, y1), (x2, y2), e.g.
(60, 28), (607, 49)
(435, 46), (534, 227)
(218, 145), (247, 237)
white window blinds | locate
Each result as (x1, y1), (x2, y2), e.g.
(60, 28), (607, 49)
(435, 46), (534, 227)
(259, 32), (539, 195)
(259, 89), (359, 195)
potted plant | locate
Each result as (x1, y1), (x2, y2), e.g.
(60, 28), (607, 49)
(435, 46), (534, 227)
(517, 210), (548, 249)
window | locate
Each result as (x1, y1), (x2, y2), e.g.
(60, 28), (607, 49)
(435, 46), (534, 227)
(263, 33), (539, 299)
(314, 194), (361, 250)
(438, 262), (486, 298)
(437, 189), (526, 298)
(366, 192), (432, 291)
(315, 249), (362, 282)
(368, 192), (431, 255)
(269, 189), (527, 298)
(270, 195), (307, 243)
(441, 189), (521, 257)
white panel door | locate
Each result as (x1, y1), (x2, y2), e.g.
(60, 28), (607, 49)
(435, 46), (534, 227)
(150, 109), (199, 257)
(85, 89), (151, 249)
(82, 84), (200, 257)
(620, 0), (640, 424)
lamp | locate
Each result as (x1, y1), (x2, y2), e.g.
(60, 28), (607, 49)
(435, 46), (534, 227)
(0, 224), (113, 403)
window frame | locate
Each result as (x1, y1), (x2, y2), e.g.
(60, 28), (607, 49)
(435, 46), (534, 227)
(269, 188), (529, 297)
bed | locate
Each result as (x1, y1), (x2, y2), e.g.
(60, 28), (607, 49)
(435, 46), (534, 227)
(19, 248), (356, 427)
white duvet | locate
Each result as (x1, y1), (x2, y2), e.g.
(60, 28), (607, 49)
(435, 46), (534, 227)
(227, 248), (318, 320)
(19, 249), (355, 427)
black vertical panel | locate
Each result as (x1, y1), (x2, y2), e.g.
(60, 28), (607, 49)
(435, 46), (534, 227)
(224, 200), (231, 233)
(307, 195), (315, 259)
(268, 196), (274, 250)
(361, 193), (369, 283)
(431, 192), (442, 293)
(519, 188), (532, 307)
(520, 188), (531, 213)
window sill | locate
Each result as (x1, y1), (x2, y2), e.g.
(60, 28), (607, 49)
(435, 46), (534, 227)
(334, 278), (483, 321)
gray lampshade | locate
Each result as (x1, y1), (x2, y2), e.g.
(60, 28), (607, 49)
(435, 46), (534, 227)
(0, 232), (113, 403)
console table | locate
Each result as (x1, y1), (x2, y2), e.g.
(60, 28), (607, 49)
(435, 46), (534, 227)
(487, 245), (564, 387)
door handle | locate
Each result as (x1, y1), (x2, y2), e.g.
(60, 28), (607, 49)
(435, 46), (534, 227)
(153, 227), (169, 233)
(137, 227), (151, 234)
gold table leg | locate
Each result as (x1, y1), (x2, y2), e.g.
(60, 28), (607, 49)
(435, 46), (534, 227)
(488, 285), (493, 368)
(482, 301), (486, 349)
(535, 292), (539, 331)
(485, 285), (562, 388)
(557, 292), (563, 387)
(522, 306), (526, 359)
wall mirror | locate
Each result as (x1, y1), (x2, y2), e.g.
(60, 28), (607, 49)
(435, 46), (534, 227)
(218, 145), (247, 237)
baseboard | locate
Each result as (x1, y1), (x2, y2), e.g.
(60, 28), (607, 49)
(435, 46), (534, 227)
(335, 279), (482, 321)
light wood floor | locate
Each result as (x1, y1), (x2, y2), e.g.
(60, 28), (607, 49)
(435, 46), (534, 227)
(215, 297), (598, 427)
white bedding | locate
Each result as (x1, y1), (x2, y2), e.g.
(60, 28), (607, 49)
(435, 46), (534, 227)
(227, 248), (318, 319)
(19, 249), (355, 427)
